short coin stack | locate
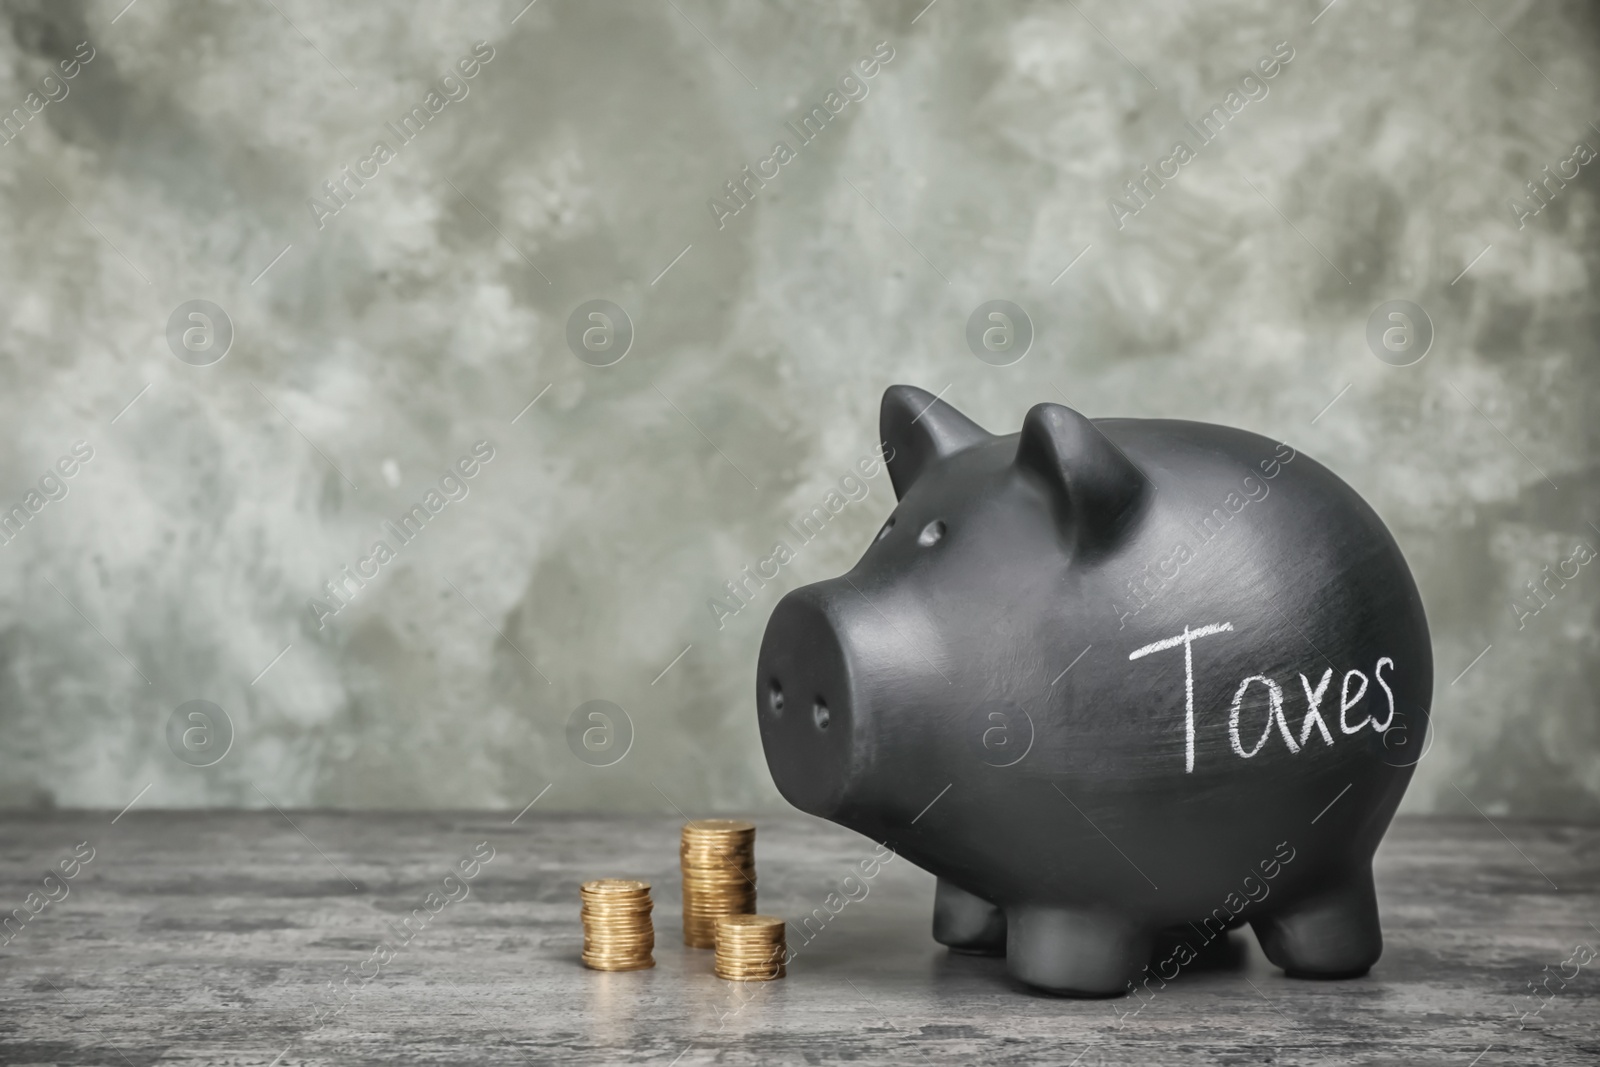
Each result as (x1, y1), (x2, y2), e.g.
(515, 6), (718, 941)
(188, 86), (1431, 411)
(713, 914), (787, 981)
(680, 819), (757, 948)
(580, 879), (655, 971)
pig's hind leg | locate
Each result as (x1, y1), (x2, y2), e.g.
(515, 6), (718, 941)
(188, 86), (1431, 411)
(1003, 905), (1151, 996)
(932, 878), (1007, 955)
(1250, 865), (1382, 979)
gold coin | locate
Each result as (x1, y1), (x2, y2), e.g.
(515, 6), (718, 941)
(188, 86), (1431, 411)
(583, 908), (654, 918)
(680, 860), (754, 870)
(681, 870), (755, 882)
(580, 878), (655, 972)
(712, 913), (786, 982)
(714, 965), (785, 979)
(683, 818), (755, 834)
(584, 929), (654, 937)
(583, 958), (656, 972)
(583, 927), (655, 936)
(680, 820), (761, 948)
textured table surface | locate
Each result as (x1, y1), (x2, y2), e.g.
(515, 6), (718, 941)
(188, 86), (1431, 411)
(0, 812), (1596, 1065)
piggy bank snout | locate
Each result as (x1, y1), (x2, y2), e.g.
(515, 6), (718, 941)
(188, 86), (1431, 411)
(757, 588), (862, 819)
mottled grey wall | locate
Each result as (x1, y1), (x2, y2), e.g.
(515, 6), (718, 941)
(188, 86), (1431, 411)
(0, 0), (1594, 816)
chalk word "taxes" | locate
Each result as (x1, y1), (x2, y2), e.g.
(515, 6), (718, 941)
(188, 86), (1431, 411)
(1129, 622), (1396, 773)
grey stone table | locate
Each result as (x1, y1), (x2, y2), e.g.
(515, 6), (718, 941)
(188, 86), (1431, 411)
(0, 812), (1595, 1066)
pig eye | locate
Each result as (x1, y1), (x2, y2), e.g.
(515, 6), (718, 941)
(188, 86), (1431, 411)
(875, 517), (895, 542)
(917, 520), (945, 547)
(767, 679), (784, 716)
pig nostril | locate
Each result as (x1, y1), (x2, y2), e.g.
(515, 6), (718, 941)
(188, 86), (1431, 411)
(875, 516), (895, 542)
(813, 699), (830, 730)
(918, 520), (946, 547)
(768, 679), (785, 715)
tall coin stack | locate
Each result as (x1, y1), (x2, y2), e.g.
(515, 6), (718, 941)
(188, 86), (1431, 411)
(713, 914), (787, 981)
(680, 819), (757, 948)
(580, 879), (655, 971)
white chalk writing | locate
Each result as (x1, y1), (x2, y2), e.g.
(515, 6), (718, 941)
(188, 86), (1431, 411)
(1130, 622), (1395, 772)
(1129, 623), (1234, 773)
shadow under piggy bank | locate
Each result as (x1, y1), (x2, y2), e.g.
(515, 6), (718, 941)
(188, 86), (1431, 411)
(756, 385), (1431, 997)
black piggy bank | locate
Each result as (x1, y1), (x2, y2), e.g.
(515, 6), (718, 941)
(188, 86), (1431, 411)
(756, 385), (1431, 996)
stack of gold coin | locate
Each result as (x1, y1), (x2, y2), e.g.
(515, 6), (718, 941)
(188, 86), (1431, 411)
(713, 914), (787, 981)
(580, 879), (655, 971)
(680, 819), (757, 948)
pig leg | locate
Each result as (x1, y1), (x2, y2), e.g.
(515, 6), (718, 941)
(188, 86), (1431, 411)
(1250, 865), (1382, 978)
(1004, 906), (1151, 996)
(932, 879), (1007, 955)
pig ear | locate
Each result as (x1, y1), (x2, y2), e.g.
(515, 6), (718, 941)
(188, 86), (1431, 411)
(1015, 402), (1149, 548)
(880, 385), (992, 500)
